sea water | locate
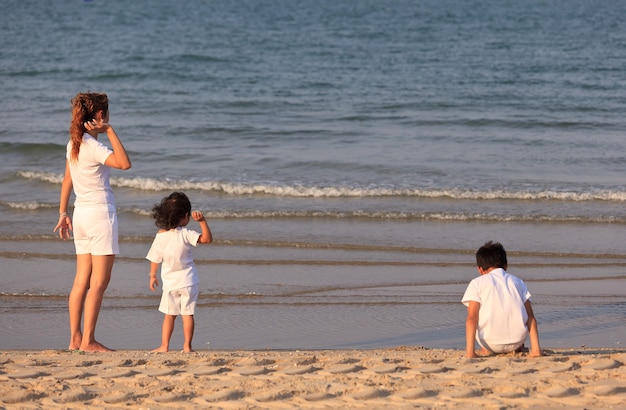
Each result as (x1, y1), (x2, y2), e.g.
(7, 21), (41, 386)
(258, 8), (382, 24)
(0, 0), (625, 350)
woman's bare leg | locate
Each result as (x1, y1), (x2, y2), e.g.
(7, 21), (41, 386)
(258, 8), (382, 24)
(79, 254), (115, 352)
(68, 253), (92, 350)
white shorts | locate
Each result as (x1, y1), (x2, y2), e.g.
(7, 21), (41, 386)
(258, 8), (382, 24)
(477, 339), (524, 354)
(159, 285), (199, 316)
(72, 207), (119, 255)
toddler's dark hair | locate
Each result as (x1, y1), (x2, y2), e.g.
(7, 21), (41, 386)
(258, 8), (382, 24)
(475, 241), (508, 270)
(152, 192), (192, 230)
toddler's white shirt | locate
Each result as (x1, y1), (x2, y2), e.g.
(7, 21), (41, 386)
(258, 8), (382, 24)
(146, 227), (201, 291)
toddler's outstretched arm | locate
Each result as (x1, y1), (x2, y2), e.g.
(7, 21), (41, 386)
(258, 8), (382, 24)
(192, 211), (213, 244)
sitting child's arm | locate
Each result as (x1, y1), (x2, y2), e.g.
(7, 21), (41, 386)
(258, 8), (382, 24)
(465, 301), (480, 358)
(525, 300), (542, 357)
(191, 211), (213, 244)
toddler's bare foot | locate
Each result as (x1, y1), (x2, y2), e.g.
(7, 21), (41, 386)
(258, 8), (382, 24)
(80, 341), (114, 352)
(477, 348), (493, 357)
(151, 346), (168, 353)
(183, 348), (195, 353)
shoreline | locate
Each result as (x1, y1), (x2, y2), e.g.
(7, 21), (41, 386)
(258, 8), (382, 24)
(2, 347), (625, 408)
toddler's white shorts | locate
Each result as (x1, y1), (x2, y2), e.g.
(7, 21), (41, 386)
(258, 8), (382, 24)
(159, 285), (199, 316)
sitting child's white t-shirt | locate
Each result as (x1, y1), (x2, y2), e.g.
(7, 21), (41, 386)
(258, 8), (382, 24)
(462, 268), (531, 349)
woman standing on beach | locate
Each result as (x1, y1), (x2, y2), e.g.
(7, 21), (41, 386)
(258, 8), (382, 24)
(54, 92), (131, 352)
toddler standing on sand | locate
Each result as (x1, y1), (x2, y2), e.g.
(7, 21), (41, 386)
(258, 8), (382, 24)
(462, 241), (541, 358)
(146, 192), (212, 352)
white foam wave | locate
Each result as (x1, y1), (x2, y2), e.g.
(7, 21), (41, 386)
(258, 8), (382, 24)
(17, 170), (63, 184)
(108, 178), (626, 202)
(16, 170), (626, 201)
(120, 207), (626, 224)
(3, 201), (54, 210)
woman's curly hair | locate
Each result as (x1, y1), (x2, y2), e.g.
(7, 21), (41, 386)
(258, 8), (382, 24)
(69, 92), (108, 162)
(152, 192), (192, 230)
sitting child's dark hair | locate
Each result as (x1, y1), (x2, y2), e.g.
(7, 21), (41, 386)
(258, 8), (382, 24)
(152, 192), (192, 230)
(475, 241), (508, 270)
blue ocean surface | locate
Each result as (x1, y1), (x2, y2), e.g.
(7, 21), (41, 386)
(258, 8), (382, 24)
(0, 0), (625, 350)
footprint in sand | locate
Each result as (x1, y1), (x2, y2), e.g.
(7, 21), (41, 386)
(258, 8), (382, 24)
(280, 364), (319, 375)
(254, 389), (293, 402)
(8, 369), (49, 379)
(544, 386), (580, 398)
(328, 362), (366, 374)
(398, 388), (438, 399)
(351, 387), (390, 400)
(196, 389), (246, 403)
(237, 366), (273, 376)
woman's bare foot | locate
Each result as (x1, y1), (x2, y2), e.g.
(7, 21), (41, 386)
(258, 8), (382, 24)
(69, 335), (82, 350)
(151, 346), (168, 353)
(183, 348), (195, 353)
(80, 341), (114, 352)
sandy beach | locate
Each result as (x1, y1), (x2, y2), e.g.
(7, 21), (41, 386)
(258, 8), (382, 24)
(1, 347), (625, 409)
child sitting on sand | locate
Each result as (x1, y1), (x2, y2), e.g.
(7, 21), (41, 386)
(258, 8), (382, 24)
(462, 241), (541, 358)
(146, 192), (213, 352)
